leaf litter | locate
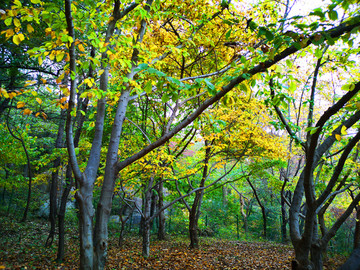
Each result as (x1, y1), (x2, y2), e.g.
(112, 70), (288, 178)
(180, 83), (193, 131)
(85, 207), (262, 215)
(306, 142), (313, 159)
(0, 218), (345, 269)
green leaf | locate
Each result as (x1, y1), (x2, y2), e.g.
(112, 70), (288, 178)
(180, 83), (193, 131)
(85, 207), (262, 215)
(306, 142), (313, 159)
(258, 27), (274, 41)
(204, 78), (216, 95)
(315, 48), (322, 58)
(144, 81), (152, 94)
(305, 126), (319, 135)
(293, 42), (301, 50)
(225, 29), (232, 40)
(167, 76), (181, 86)
(147, 67), (166, 77)
(135, 63), (149, 72)
(342, 83), (355, 91)
(328, 10), (338, 21)
(161, 93), (169, 103)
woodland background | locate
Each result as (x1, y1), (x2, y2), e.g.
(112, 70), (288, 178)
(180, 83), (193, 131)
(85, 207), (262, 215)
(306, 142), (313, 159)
(0, 0), (360, 269)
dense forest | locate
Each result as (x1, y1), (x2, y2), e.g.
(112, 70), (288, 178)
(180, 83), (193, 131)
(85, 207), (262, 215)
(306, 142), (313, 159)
(1, 0), (360, 269)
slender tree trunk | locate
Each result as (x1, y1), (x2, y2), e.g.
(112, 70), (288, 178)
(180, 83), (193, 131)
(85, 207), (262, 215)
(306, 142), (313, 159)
(246, 177), (267, 238)
(45, 164), (59, 247)
(118, 220), (127, 247)
(281, 195), (287, 242)
(240, 195), (248, 233)
(189, 194), (200, 248)
(142, 177), (154, 257)
(76, 180), (95, 270)
(189, 140), (210, 249)
(56, 166), (73, 262)
(354, 206), (360, 249)
(93, 90), (130, 269)
(6, 111), (33, 222)
(21, 162), (32, 222)
(6, 185), (14, 216)
(142, 219), (151, 258)
(46, 114), (65, 248)
(1, 186), (5, 203)
(150, 191), (157, 230)
(157, 180), (166, 240)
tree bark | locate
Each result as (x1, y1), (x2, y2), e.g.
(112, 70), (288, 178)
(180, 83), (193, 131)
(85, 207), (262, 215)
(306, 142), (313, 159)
(76, 179), (95, 270)
(189, 140), (210, 249)
(46, 112), (65, 248)
(142, 177), (154, 257)
(56, 166), (73, 262)
(157, 180), (166, 240)
(354, 206), (360, 250)
(246, 177), (267, 238)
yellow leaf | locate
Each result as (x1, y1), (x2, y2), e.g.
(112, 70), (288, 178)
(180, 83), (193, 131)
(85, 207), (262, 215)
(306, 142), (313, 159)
(31, 91), (37, 96)
(36, 97), (42, 104)
(35, 112), (40, 117)
(24, 80), (36, 87)
(40, 78), (47, 84)
(5, 29), (14, 39)
(60, 103), (68, 109)
(8, 92), (16, 99)
(4, 17), (12, 26)
(13, 18), (21, 28)
(41, 112), (47, 119)
(17, 101), (25, 108)
(64, 53), (70, 62)
(56, 52), (65, 62)
(98, 69), (104, 76)
(341, 126), (347, 135)
(38, 56), (43, 65)
(18, 33), (24, 41)
(60, 97), (67, 103)
(27, 24), (34, 33)
(46, 86), (52, 93)
(335, 134), (341, 141)
(84, 78), (93, 87)
(78, 43), (85, 52)
(356, 102), (360, 110)
(13, 0), (22, 7)
(31, 0), (42, 3)
(12, 35), (20, 45)
(0, 88), (9, 98)
(23, 108), (32, 115)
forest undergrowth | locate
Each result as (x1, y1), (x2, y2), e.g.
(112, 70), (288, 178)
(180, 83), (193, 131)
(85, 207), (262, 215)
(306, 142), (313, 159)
(0, 218), (345, 269)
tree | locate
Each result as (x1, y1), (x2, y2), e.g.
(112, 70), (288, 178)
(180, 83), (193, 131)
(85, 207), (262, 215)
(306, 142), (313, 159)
(2, 0), (360, 269)
(265, 2), (360, 268)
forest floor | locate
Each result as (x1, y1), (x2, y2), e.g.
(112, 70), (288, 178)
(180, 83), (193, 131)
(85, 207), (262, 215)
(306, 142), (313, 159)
(0, 217), (346, 269)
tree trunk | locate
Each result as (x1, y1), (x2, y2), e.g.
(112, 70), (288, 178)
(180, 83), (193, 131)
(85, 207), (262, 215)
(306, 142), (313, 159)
(281, 190), (289, 243)
(246, 177), (267, 238)
(189, 140), (210, 249)
(142, 219), (151, 258)
(46, 114), (65, 248)
(45, 165), (59, 247)
(6, 185), (14, 216)
(118, 220), (126, 247)
(310, 242), (323, 270)
(292, 241), (314, 270)
(142, 177), (154, 257)
(76, 181), (95, 270)
(157, 180), (166, 240)
(354, 206), (360, 249)
(189, 192), (201, 249)
(56, 166), (73, 262)
(240, 195), (248, 233)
